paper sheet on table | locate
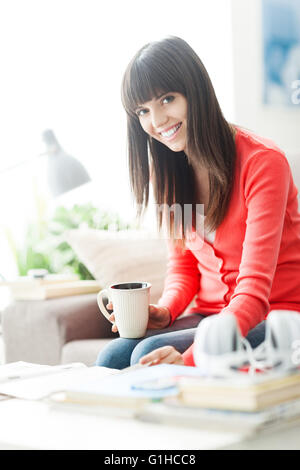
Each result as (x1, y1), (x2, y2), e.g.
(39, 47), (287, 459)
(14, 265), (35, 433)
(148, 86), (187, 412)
(0, 362), (118, 400)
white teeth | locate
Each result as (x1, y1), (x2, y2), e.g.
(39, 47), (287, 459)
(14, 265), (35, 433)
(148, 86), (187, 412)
(161, 123), (181, 137)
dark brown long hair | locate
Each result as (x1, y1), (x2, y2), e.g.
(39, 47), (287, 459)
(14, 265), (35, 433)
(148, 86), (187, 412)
(121, 36), (236, 243)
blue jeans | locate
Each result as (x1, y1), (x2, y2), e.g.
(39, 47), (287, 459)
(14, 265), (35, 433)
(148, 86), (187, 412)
(95, 314), (266, 370)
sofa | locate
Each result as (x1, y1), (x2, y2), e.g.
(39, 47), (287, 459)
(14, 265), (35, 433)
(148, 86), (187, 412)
(2, 153), (300, 366)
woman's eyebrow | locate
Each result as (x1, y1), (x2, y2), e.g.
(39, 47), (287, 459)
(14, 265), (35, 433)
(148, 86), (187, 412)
(135, 92), (169, 111)
(135, 104), (145, 111)
(155, 92), (167, 100)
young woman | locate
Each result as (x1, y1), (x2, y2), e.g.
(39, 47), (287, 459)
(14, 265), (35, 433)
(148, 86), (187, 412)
(95, 36), (300, 369)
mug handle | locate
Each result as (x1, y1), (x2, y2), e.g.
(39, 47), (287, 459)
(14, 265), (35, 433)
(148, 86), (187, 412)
(97, 289), (113, 323)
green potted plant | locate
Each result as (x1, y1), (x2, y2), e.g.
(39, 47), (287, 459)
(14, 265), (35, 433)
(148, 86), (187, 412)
(5, 203), (133, 280)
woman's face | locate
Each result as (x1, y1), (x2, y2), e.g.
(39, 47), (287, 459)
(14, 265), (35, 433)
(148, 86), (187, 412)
(135, 92), (188, 153)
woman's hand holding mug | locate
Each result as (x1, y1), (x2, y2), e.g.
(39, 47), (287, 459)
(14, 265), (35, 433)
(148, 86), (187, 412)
(106, 302), (171, 333)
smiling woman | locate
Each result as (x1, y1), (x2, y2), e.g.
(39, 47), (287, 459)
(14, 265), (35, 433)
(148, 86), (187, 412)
(121, 36), (236, 238)
(95, 35), (300, 373)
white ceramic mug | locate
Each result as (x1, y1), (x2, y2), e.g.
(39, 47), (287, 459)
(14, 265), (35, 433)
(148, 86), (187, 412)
(97, 282), (151, 338)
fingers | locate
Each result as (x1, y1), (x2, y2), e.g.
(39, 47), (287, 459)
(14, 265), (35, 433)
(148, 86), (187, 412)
(109, 313), (115, 323)
(106, 302), (117, 332)
(110, 314), (117, 333)
(139, 346), (183, 366)
(139, 346), (168, 365)
(107, 312), (118, 333)
(155, 346), (180, 364)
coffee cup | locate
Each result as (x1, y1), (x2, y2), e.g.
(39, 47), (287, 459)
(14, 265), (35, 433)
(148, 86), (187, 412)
(97, 282), (151, 338)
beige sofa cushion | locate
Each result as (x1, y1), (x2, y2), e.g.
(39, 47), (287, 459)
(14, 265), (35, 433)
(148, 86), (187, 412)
(65, 229), (168, 304)
(61, 339), (112, 366)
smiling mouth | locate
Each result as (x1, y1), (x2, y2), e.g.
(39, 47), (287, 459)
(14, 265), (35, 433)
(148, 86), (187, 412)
(160, 122), (182, 139)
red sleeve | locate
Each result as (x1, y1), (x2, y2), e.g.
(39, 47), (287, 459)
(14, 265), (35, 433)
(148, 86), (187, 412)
(220, 150), (291, 336)
(157, 241), (200, 324)
(182, 344), (195, 366)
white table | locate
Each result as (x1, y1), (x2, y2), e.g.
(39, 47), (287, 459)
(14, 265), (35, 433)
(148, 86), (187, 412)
(0, 397), (300, 450)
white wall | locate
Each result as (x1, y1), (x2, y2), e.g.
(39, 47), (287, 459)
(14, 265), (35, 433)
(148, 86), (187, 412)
(231, 0), (300, 155)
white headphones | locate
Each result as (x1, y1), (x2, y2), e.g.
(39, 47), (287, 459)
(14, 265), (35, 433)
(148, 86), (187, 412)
(193, 313), (247, 376)
(193, 311), (300, 377)
(263, 310), (300, 370)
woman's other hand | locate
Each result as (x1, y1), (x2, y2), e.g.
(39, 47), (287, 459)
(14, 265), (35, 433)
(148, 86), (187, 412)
(139, 346), (184, 366)
(106, 302), (171, 333)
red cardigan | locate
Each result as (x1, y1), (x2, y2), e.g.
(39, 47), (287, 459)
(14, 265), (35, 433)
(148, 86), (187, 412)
(157, 127), (300, 366)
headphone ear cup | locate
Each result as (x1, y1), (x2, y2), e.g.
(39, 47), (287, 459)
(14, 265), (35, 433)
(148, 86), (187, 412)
(266, 311), (300, 352)
(193, 314), (243, 368)
(265, 311), (300, 368)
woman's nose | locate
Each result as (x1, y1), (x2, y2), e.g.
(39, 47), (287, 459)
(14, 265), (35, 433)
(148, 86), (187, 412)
(151, 108), (168, 130)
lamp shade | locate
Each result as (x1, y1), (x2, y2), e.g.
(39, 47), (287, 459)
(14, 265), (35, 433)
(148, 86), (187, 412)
(42, 129), (91, 197)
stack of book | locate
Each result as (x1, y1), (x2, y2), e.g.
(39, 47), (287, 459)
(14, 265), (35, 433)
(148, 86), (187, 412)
(177, 368), (300, 411)
(1, 361), (300, 436)
(1, 274), (102, 300)
(137, 366), (300, 435)
(49, 363), (300, 436)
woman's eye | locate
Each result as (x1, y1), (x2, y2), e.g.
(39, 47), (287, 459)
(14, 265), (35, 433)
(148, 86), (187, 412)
(136, 108), (148, 117)
(162, 95), (175, 104)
